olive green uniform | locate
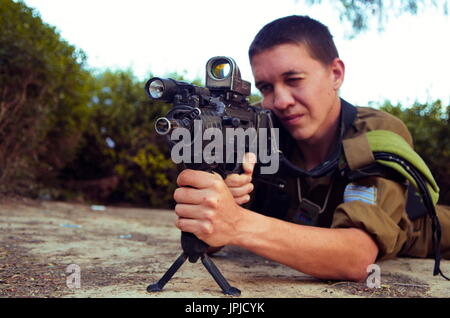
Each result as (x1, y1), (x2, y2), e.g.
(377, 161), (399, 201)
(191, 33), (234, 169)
(251, 101), (450, 261)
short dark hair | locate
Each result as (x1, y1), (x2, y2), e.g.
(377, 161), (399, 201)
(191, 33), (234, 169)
(249, 15), (339, 65)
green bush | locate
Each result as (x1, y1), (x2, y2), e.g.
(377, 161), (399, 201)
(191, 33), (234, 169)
(60, 70), (178, 207)
(0, 0), (92, 195)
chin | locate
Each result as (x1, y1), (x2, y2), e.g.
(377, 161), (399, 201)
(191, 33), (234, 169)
(289, 128), (314, 142)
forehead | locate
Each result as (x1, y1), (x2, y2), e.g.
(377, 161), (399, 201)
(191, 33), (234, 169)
(250, 43), (323, 78)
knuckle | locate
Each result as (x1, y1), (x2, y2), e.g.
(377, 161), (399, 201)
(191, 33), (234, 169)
(201, 222), (213, 235)
(203, 209), (215, 222)
(211, 178), (224, 190)
(203, 195), (219, 208)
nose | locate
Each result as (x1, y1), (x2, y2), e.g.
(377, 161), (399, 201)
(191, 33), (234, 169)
(271, 86), (295, 111)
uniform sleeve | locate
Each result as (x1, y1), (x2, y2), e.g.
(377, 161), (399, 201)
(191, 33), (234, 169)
(330, 176), (412, 260)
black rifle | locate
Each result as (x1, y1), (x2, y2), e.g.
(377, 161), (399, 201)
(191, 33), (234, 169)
(145, 56), (277, 296)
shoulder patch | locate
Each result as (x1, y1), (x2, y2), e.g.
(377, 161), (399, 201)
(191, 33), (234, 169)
(343, 183), (377, 205)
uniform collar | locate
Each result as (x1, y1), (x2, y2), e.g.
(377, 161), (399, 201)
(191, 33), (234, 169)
(339, 98), (357, 139)
(279, 98), (357, 178)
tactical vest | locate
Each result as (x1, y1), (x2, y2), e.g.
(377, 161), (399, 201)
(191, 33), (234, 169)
(250, 100), (448, 280)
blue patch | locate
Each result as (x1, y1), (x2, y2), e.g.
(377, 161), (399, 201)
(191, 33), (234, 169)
(343, 183), (377, 205)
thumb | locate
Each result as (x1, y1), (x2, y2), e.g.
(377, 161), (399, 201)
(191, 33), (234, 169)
(242, 152), (257, 176)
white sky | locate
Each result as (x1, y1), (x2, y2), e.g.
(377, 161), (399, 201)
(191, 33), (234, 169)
(22, 0), (450, 106)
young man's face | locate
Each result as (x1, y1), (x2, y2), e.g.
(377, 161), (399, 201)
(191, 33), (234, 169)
(250, 43), (344, 143)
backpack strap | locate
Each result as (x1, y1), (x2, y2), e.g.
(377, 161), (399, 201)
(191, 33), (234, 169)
(341, 130), (448, 280)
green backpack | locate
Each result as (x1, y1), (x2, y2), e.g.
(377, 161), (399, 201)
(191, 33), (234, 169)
(342, 130), (447, 280)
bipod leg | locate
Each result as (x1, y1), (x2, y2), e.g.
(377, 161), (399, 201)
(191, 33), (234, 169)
(147, 252), (188, 292)
(201, 253), (241, 296)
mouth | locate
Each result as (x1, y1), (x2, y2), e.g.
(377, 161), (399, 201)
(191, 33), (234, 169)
(280, 114), (304, 125)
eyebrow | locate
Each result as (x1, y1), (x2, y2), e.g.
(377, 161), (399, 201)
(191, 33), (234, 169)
(255, 80), (267, 89)
(255, 70), (306, 87)
(282, 70), (306, 77)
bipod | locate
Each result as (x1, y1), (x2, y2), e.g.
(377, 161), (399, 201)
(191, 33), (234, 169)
(147, 232), (241, 296)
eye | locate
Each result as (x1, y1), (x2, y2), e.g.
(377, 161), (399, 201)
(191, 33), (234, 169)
(257, 83), (272, 95)
(286, 77), (303, 85)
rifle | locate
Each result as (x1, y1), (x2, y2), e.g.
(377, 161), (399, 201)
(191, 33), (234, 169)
(145, 56), (278, 296)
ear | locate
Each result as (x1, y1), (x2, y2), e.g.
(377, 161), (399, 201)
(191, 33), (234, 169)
(330, 58), (345, 90)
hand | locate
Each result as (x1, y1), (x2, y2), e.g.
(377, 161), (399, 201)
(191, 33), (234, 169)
(173, 169), (246, 247)
(224, 152), (257, 205)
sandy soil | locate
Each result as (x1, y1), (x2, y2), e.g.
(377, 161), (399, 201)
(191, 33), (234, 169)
(0, 199), (449, 298)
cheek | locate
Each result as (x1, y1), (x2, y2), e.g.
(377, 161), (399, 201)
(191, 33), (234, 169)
(301, 80), (333, 109)
(261, 96), (273, 110)
(291, 90), (313, 112)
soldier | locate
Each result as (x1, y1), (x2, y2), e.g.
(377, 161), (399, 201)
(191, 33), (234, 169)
(173, 15), (450, 281)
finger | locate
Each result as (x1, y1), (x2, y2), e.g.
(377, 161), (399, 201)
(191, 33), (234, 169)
(175, 203), (212, 220)
(234, 195), (251, 205)
(175, 217), (213, 236)
(224, 173), (252, 187)
(228, 183), (254, 198)
(242, 152), (257, 176)
(173, 187), (211, 205)
(177, 169), (220, 189)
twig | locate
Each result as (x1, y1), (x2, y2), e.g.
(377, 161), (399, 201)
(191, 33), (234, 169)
(391, 282), (428, 288)
(329, 282), (351, 287)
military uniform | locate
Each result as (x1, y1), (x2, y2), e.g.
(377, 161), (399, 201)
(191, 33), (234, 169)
(250, 99), (450, 262)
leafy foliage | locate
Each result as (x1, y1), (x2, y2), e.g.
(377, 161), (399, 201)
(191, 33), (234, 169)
(0, 0), (92, 194)
(60, 70), (177, 207)
(305, 0), (448, 36)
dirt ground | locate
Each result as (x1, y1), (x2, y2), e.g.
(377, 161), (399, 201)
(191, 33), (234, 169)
(0, 198), (449, 298)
